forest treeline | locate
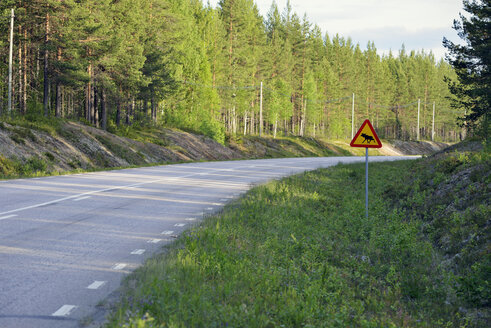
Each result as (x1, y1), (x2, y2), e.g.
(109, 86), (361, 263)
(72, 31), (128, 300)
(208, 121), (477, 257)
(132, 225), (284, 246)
(0, 0), (462, 143)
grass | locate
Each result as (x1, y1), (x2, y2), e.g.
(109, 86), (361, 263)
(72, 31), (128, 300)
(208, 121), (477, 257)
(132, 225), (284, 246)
(105, 150), (490, 328)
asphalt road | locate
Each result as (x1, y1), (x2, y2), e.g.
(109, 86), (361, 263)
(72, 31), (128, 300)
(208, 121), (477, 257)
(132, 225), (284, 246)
(0, 156), (412, 328)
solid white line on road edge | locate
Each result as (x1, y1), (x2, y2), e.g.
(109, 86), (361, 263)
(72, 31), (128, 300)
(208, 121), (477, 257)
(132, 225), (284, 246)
(131, 249), (145, 255)
(213, 203), (224, 206)
(52, 305), (77, 317)
(161, 230), (174, 235)
(73, 196), (91, 201)
(87, 281), (106, 290)
(111, 263), (127, 270)
(147, 239), (161, 243)
(0, 214), (17, 220)
(174, 223), (186, 227)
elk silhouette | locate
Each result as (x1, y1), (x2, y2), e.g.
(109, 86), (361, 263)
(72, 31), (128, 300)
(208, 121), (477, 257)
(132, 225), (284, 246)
(361, 133), (375, 143)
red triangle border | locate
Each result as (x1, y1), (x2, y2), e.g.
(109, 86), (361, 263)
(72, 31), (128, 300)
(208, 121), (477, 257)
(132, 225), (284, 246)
(350, 119), (382, 148)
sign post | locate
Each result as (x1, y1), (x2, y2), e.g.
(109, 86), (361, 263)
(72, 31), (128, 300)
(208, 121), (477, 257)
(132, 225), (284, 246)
(350, 119), (382, 218)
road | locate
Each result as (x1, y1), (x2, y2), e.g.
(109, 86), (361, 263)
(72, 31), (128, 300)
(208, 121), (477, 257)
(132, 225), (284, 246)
(0, 156), (411, 327)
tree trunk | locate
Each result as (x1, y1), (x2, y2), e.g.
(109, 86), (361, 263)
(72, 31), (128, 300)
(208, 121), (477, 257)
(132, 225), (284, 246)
(151, 95), (156, 122)
(116, 99), (121, 126)
(55, 82), (62, 117)
(243, 111), (247, 135)
(86, 61), (92, 122)
(43, 13), (50, 117)
(23, 28), (27, 114)
(101, 87), (107, 130)
(18, 25), (23, 114)
(55, 47), (62, 117)
(93, 85), (99, 127)
(125, 97), (131, 125)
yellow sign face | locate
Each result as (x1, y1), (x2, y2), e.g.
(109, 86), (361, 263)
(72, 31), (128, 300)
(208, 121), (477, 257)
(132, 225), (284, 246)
(350, 119), (382, 148)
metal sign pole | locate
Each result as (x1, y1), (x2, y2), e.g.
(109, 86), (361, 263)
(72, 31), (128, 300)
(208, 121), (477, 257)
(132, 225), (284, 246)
(365, 147), (368, 218)
(350, 119), (381, 219)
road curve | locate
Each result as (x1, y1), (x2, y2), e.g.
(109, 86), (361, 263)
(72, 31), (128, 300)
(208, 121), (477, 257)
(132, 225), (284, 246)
(0, 156), (414, 328)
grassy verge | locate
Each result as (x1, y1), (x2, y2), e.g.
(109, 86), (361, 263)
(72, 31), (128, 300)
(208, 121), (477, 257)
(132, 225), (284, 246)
(105, 147), (489, 328)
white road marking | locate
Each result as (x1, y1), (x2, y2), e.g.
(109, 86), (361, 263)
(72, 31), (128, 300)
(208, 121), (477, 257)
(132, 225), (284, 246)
(206, 207), (213, 210)
(213, 203), (224, 206)
(73, 196), (91, 201)
(174, 223), (186, 227)
(0, 173), (200, 217)
(147, 239), (161, 243)
(185, 218), (196, 221)
(161, 230), (174, 235)
(0, 214), (17, 221)
(52, 305), (77, 317)
(220, 198), (228, 201)
(131, 249), (145, 255)
(87, 281), (106, 290)
(111, 263), (127, 270)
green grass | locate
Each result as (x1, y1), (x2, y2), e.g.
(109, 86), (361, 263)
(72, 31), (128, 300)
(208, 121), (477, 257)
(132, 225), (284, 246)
(105, 152), (490, 328)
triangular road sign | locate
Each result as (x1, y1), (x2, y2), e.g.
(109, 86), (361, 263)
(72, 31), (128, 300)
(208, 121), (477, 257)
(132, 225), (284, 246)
(350, 119), (382, 148)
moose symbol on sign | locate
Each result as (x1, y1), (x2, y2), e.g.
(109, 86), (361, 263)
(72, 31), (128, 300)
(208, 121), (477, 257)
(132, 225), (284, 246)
(361, 133), (375, 144)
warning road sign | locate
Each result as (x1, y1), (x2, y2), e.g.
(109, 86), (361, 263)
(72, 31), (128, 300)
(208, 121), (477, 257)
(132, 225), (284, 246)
(350, 119), (382, 148)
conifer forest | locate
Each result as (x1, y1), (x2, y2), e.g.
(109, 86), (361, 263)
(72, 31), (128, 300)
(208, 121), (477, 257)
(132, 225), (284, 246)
(0, 0), (463, 143)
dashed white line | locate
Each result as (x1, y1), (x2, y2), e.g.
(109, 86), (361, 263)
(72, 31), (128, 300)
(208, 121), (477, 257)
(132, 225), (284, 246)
(131, 249), (146, 255)
(0, 214), (17, 221)
(161, 230), (174, 235)
(174, 223), (186, 227)
(185, 218), (196, 221)
(52, 305), (77, 317)
(87, 281), (106, 290)
(111, 263), (127, 270)
(206, 207), (214, 210)
(147, 239), (162, 243)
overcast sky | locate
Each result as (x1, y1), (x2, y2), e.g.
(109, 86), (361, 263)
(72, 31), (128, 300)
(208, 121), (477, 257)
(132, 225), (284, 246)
(206, 0), (464, 60)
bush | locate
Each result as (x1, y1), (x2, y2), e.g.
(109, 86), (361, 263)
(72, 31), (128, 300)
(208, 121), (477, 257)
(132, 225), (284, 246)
(200, 118), (225, 144)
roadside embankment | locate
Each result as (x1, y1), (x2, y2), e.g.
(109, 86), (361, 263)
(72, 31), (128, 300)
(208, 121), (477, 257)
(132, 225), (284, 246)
(104, 139), (489, 327)
(0, 118), (449, 178)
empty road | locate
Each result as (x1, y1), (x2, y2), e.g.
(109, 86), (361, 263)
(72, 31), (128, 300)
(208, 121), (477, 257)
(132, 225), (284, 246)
(0, 156), (411, 327)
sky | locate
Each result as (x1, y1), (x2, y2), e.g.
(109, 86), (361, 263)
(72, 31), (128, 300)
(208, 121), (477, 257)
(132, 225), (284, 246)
(206, 0), (465, 60)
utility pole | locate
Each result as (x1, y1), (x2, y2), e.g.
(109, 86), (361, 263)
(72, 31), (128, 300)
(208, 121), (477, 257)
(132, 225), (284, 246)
(432, 102), (435, 141)
(417, 99), (420, 141)
(8, 9), (15, 114)
(259, 81), (263, 137)
(351, 93), (355, 139)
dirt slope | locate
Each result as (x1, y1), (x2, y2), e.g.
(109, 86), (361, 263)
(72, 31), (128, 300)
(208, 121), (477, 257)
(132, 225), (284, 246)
(0, 120), (450, 177)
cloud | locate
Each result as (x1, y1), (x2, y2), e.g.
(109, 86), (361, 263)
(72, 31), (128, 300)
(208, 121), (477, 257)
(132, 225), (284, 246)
(346, 26), (461, 59)
(208, 0), (464, 60)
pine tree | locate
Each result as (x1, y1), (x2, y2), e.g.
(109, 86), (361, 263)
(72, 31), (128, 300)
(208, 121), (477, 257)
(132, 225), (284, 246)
(444, 0), (490, 139)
